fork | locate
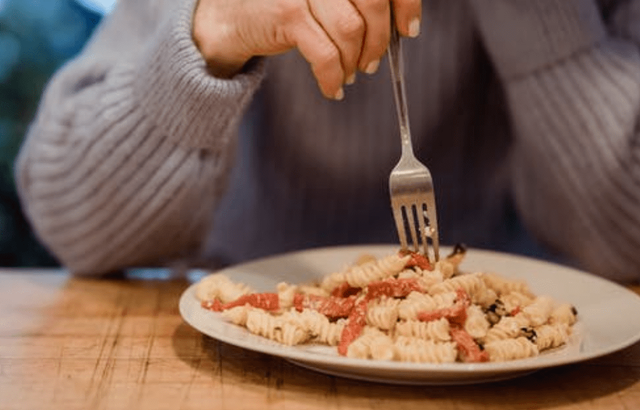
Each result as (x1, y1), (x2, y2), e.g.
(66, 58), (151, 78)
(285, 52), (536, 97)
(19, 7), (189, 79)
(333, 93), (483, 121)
(387, 20), (440, 263)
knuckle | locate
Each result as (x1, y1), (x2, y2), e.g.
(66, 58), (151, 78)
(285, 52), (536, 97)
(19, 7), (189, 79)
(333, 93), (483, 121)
(336, 12), (365, 40)
(276, 0), (306, 25)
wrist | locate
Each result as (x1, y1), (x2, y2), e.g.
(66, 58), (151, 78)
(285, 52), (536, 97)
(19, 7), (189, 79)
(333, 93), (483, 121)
(136, 0), (267, 149)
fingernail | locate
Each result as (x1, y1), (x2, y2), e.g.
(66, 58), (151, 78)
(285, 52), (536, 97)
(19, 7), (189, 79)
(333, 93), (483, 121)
(334, 87), (344, 100)
(365, 59), (380, 75)
(345, 73), (356, 85)
(408, 17), (421, 38)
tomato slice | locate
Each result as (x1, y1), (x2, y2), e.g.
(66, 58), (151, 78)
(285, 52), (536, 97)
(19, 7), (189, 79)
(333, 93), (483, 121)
(417, 289), (470, 327)
(201, 293), (280, 312)
(330, 282), (361, 298)
(337, 299), (368, 356)
(365, 278), (423, 300)
(401, 250), (433, 271)
(450, 326), (489, 363)
(293, 294), (356, 320)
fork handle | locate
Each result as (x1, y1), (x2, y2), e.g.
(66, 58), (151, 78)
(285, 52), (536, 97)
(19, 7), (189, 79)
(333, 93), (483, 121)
(387, 15), (414, 157)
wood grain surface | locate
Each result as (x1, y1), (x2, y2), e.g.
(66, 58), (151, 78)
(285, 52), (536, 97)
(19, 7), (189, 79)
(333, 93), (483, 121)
(1, 269), (638, 410)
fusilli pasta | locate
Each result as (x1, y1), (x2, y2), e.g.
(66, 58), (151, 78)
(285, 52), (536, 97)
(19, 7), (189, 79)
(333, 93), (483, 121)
(196, 245), (578, 364)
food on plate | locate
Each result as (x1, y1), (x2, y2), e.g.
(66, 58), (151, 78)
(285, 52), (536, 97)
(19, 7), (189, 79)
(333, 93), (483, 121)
(195, 245), (578, 363)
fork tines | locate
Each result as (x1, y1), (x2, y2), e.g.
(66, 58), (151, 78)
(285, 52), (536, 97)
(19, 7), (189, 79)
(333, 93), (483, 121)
(391, 196), (439, 263)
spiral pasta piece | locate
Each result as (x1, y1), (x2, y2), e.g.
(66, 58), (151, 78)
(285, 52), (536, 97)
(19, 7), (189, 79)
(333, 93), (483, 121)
(483, 314), (530, 344)
(397, 268), (420, 280)
(484, 337), (539, 362)
(245, 309), (309, 346)
(393, 336), (457, 363)
(320, 270), (346, 293)
(464, 305), (491, 339)
(416, 269), (445, 290)
(196, 273), (253, 303)
(347, 327), (394, 360)
(397, 291), (457, 320)
(366, 297), (400, 330)
(500, 291), (534, 313)
(394, 318), (451, 342)
(534, 323), (571, 350)
(282, 309), (344, 345)
(430, 272), (483, 295)
(550, 303), (578, 326)
(277, 282), (298, 310)
(221, 305), (251, 326)
(344, 253), (411, 288)
(522, 296), (555, 327)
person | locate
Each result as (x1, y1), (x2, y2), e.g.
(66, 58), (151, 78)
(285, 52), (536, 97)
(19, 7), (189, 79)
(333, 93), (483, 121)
(14, 0), (640, 282)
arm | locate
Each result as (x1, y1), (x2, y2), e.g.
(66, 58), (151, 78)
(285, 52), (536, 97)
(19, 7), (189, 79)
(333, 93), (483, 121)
(15, 0), (265, 275)
(468, 0), (640, 282)
(16, 0), (427, 276)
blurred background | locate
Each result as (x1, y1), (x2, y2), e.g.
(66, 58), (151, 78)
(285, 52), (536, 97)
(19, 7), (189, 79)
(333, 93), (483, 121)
(0, 0), (115, 267)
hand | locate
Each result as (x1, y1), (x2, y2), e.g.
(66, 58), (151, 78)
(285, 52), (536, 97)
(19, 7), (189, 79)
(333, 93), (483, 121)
(193, 0), (422, 100)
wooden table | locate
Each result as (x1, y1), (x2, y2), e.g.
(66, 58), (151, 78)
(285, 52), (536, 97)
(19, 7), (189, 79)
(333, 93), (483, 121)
(1, 269), (639, 410)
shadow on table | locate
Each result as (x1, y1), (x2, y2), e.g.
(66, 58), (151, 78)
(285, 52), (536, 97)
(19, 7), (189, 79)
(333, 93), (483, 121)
(171, 322), (640, 409)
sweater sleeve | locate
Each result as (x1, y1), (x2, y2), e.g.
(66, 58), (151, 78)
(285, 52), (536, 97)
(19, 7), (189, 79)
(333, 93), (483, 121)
(14, 0), (265, 275)
(468, 0), (640, 282)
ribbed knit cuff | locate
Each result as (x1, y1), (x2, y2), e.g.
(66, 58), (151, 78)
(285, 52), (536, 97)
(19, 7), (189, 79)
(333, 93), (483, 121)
(135, 0), (265, 150)
(467, 0), (607, 80)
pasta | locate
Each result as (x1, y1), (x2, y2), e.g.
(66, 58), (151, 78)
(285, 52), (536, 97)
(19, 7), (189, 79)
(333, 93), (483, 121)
(394, 318), (451, 342)
(533, 323), (571, 351)
(500, 291), (534, 313)
(483, 337), (539, 362)
(196, 273), (253, 304)
(245, 308), (309, 346)
(366, 297), (400, 330)
(196, 245), (578, 363)
(281, 309), (344, 345)
(397, 291), (457, 320)
(321, 253), (410, 291)
(482, 314), (530, 344)
(522, 296), (555, 327)
(550, 303), (578, 326)
(464, 305), (491, 339)
(393, 336), (458, 363)
(347, 327), (395, 360)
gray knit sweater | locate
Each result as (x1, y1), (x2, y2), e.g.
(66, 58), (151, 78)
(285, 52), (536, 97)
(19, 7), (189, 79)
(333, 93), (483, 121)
(15, 0), (640, 282)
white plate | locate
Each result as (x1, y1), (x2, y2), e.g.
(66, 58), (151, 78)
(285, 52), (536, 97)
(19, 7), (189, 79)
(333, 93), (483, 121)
(179, 245), (640, 385)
